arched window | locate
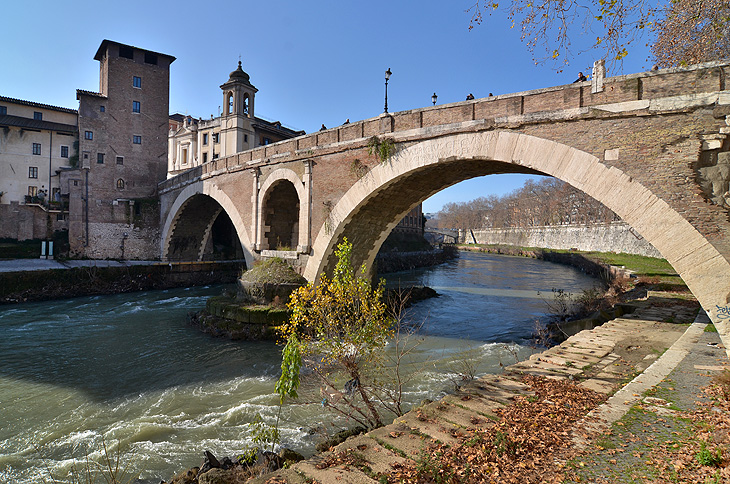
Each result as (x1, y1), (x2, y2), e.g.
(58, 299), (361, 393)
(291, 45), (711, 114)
(117, 179), (125, 190)
(227, 92), (233, 115)
(243, 94), (249, 116)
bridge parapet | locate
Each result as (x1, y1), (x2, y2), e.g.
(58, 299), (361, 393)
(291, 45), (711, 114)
(160, 60), (729, 195)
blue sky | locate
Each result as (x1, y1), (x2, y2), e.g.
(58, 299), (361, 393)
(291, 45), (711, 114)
(0, 0), (653, 213)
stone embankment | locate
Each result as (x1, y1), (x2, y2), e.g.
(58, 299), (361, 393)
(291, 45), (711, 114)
(375, 246), (458, 274)
(242, 296), (706, 483)
(462, 222), (661, 258)
(0, 260), (243, 304)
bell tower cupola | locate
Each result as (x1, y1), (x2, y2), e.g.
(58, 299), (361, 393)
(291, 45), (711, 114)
(220, 60), (258, 155)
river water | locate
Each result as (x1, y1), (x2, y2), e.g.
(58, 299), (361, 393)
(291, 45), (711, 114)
(0, 251), (599, 483)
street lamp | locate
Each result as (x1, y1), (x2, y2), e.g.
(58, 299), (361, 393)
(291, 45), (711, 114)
(431, 92), (438, 105)
(384, 68), (392, 114)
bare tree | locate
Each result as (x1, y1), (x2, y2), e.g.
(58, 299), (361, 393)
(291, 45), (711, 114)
(652, 0), (730, 67)
(467, 0), (730, 70)
(435, 178), (618, 230)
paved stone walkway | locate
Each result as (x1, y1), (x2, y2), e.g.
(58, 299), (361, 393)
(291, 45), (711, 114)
(250, 296), (727, 483)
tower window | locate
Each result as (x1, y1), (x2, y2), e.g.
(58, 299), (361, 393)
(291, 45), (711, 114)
(117, 179), (125, 190)
(132, 101), (140, 113)
(100, 105), (105, 112)
(212, 133), (219, 144)
(244, 134), (248, 143)
(97, 153), (105, 164)
(133, 135), (142, 144)
(144, 52), (157, 65)
(243, 94), (249, 115)
(203, 133), (208, 145)
(133, 76), (141, 88)
(119, 45), (134, 59)
(33, 112), (42, 120)
(116, 156), (124, 165)
(85, 131), (93, 140)
(32, 143), (41, 155)
(227, 92), (233, 114)
(29, 166), (38, 178)
(61, 146), (69, 158)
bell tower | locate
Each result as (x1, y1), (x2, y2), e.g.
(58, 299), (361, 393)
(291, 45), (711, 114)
(220, 60), (257, 155)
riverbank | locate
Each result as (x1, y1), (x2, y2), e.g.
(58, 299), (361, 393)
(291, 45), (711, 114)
(375, 246), (459, 274)
(0, 260), (243, 304)
(456, 244), (632, 280)
(166, 294), (725, 484)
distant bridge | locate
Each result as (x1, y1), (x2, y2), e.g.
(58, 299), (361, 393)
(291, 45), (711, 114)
(158, 61), (730, 339)
(424, 228), (460, 244)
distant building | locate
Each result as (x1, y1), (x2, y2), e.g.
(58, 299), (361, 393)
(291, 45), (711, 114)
(168, 62), (304, 176)
(61, 40), (176, 259)
(0, 96), (78, 240)
(392, 204), (424, 235)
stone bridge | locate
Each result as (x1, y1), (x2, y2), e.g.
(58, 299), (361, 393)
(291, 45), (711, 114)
(158, 61), (730, 337)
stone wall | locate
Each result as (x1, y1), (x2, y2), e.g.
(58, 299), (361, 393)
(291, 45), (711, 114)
(0, 260), (241, 304)
(0, 202), (67, 241)
(463, 222), (662, 257)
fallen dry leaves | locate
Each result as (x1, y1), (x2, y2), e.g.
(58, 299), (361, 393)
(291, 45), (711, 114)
(383, 375), (606, 483)
(641, 376), (730, 483)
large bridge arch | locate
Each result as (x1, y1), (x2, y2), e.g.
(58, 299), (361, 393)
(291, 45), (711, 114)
(304, 131), (730, 333)
(161, 181), (255, 267)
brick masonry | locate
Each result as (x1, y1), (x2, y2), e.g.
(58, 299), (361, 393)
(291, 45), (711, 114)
(159, 61), (730, 334)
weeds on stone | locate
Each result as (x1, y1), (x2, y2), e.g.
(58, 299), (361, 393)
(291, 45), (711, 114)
(367, 136), (397, 163)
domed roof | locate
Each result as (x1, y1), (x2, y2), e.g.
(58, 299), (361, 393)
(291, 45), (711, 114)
(228, 61), (251, 83)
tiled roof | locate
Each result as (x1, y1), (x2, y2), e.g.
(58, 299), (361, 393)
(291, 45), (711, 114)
(0, 96), (77, 114)
(253, 117), (305, 136)
(76, 89), (107, 99)
(0, 114), (78, 133)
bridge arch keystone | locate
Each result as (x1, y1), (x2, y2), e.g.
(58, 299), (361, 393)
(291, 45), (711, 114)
(304, 131), (730, 338)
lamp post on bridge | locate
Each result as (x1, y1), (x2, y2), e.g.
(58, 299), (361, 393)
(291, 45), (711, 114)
(384, 68), (392, 114)
(431, 92), (438, 105)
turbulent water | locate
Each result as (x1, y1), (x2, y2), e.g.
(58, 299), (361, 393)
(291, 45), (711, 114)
(0, 251), (599, 483)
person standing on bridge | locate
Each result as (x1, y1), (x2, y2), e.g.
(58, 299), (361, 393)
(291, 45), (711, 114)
(574, 72), (588, 83)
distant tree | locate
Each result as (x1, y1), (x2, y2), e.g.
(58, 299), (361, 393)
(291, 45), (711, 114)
(435, 178), (618, 230)
(468, 0), (730, 70)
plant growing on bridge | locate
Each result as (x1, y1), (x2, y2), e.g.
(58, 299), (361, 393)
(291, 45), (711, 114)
(367, 136), (397, 163)
(276, 238), (405, 429)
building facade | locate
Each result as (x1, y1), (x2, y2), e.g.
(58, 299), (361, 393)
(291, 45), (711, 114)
(61, 40), (175, 259)
(168, 62), (303, 176)
(0, 96), (78, 240)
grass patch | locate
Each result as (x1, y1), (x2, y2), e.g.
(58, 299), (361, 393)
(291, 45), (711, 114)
(705, 323), (718, 333)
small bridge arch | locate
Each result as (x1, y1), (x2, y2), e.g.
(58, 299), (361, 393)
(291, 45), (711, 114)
(256, 168), (310, 252)
(161, 182), (254, 267)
